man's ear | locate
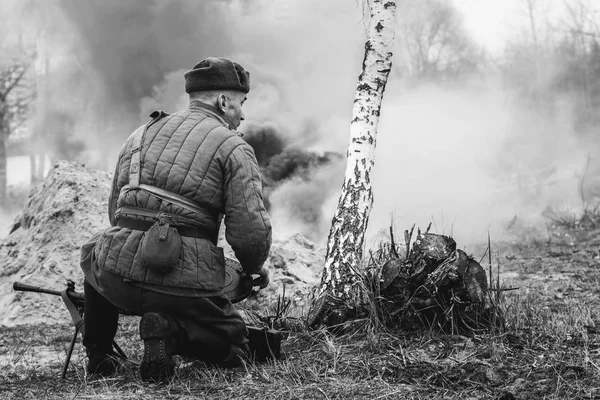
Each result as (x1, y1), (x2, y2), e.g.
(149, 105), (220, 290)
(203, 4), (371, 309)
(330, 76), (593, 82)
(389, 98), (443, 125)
(217, 94), (228, 114)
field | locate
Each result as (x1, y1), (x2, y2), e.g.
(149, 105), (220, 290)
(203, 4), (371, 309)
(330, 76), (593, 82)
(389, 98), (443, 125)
(1, 224), (599, 400)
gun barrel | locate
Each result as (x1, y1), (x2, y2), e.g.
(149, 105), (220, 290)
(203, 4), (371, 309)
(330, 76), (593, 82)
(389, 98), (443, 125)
(13, 282), (62, 296)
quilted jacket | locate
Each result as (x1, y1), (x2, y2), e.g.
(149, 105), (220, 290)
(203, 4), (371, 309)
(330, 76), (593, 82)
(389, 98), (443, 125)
(93, 101), (272, 296)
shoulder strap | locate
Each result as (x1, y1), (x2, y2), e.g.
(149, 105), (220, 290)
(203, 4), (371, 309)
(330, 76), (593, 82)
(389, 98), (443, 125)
(123, 110), (207, 216)
(128, 110), (169, 190)
(128, 125), (145, 190)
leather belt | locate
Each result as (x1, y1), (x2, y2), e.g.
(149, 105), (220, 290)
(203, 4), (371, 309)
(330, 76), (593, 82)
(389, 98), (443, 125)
(117, 218), (213, 241)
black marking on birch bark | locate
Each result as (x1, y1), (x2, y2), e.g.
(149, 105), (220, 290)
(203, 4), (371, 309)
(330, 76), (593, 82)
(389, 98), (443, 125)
(384, 1), (396, 9)
(356, 83), (370, 92)
(360, 45), (369, 71)
(352, 113), (371, 122)
(375, 22), (384, 33)
(368, 136), (373, 144)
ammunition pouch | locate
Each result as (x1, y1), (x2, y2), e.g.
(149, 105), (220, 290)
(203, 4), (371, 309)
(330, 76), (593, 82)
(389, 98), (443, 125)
(140, 213), (181, 275)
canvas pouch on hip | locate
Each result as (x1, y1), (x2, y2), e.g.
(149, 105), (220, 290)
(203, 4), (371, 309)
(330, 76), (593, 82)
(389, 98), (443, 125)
(140, 213), (181, 274)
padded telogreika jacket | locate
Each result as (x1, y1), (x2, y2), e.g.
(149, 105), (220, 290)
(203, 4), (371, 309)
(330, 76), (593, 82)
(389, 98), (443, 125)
(93, 101), (272, 296)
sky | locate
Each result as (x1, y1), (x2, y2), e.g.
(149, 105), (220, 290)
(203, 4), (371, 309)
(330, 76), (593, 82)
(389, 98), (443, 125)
(453, 0), (524, 52)
(453, 0), (580, 54)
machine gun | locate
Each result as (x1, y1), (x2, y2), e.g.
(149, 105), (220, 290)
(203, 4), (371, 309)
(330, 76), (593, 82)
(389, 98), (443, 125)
(12, 280), (127, 379)
(13, 280), (283, 378)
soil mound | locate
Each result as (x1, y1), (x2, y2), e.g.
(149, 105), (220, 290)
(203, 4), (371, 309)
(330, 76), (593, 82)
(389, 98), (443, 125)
(235, 233), (324, 309)
(0, 161), (111, 326)
(0, 161), (323, 327)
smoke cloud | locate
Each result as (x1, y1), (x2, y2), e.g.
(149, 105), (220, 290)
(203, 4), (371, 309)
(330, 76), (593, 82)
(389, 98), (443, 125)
(368, 81), (588, 249)
(8, 0), (598, 249)
(239, 123), (288, 167)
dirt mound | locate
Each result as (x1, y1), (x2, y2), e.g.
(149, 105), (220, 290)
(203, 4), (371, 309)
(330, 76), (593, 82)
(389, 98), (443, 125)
(231, 233), (324, 310)
(0, 161), (111, 326)
(0, 161), (323, 327)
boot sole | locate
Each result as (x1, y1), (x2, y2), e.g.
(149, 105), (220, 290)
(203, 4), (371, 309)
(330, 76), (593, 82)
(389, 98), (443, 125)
(139, 313), (175, 383)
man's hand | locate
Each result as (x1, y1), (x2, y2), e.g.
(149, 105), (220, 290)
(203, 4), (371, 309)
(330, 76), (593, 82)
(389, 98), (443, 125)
(252, 266), (269, 290)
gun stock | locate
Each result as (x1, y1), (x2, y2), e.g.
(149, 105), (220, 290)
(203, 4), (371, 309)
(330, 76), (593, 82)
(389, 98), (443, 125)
(13, 281), (84, 301)
(13, 282), (62, 296)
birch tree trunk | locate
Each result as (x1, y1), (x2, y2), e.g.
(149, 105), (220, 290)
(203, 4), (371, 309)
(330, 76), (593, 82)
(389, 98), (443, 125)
(0, 133), (6, 205)
(310, 0), (397, 327)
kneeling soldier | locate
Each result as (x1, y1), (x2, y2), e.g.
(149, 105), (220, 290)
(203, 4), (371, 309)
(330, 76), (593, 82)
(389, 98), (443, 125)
(80, 57), (272, 382)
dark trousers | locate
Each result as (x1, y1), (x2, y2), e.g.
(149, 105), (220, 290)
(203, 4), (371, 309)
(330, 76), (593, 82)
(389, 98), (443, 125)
(83, 280), (119, 357)
(83, 278), (248, 362)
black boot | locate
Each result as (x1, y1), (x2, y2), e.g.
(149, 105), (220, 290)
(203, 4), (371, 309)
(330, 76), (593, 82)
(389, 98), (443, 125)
(87, 353), (120, 377)
(139, 312), (179, 383)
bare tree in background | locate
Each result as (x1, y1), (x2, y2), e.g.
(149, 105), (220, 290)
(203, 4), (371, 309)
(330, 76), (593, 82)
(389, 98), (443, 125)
(561, 0), (600, 123)
(502, 0), (557, 112)
(398, 0), (480, 82)
(309, 0), (397, 327)
(523, 0), (548, 111)
(0, 62), (30, 206)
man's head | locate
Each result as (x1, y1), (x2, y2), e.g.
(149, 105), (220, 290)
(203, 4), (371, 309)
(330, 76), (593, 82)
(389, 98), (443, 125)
(184, 57), (250, 130)
(189, 90), (247, 130)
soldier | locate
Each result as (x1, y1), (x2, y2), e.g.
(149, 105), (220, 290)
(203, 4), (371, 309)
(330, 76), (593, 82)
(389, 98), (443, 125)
(80, 57), (272, 382)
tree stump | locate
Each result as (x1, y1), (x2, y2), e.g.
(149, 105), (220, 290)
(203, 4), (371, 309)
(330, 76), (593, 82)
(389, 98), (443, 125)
(380, 233), (495, 333)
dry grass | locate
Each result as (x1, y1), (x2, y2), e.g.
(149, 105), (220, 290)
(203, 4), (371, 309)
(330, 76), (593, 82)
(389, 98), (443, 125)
(2, 227), (600, 399)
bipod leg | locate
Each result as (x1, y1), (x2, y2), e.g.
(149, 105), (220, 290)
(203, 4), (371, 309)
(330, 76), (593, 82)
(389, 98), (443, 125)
(61, 325), (81, 379)
(112, 340), (127, 359)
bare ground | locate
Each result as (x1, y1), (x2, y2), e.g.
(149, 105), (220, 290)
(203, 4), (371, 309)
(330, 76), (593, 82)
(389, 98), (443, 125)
(1, 226), (600, 400)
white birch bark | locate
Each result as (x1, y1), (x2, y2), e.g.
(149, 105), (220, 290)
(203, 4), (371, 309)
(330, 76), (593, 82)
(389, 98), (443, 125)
(319, 0), (397, 300)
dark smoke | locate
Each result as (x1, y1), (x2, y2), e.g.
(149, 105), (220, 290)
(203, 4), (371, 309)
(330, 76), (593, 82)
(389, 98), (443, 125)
(242, 124), (288, 166)
(242, 123), (342, 186)
(58, 0), (235, 135)
(242, 121), (343, 234)
(263, 147), (340, 182)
